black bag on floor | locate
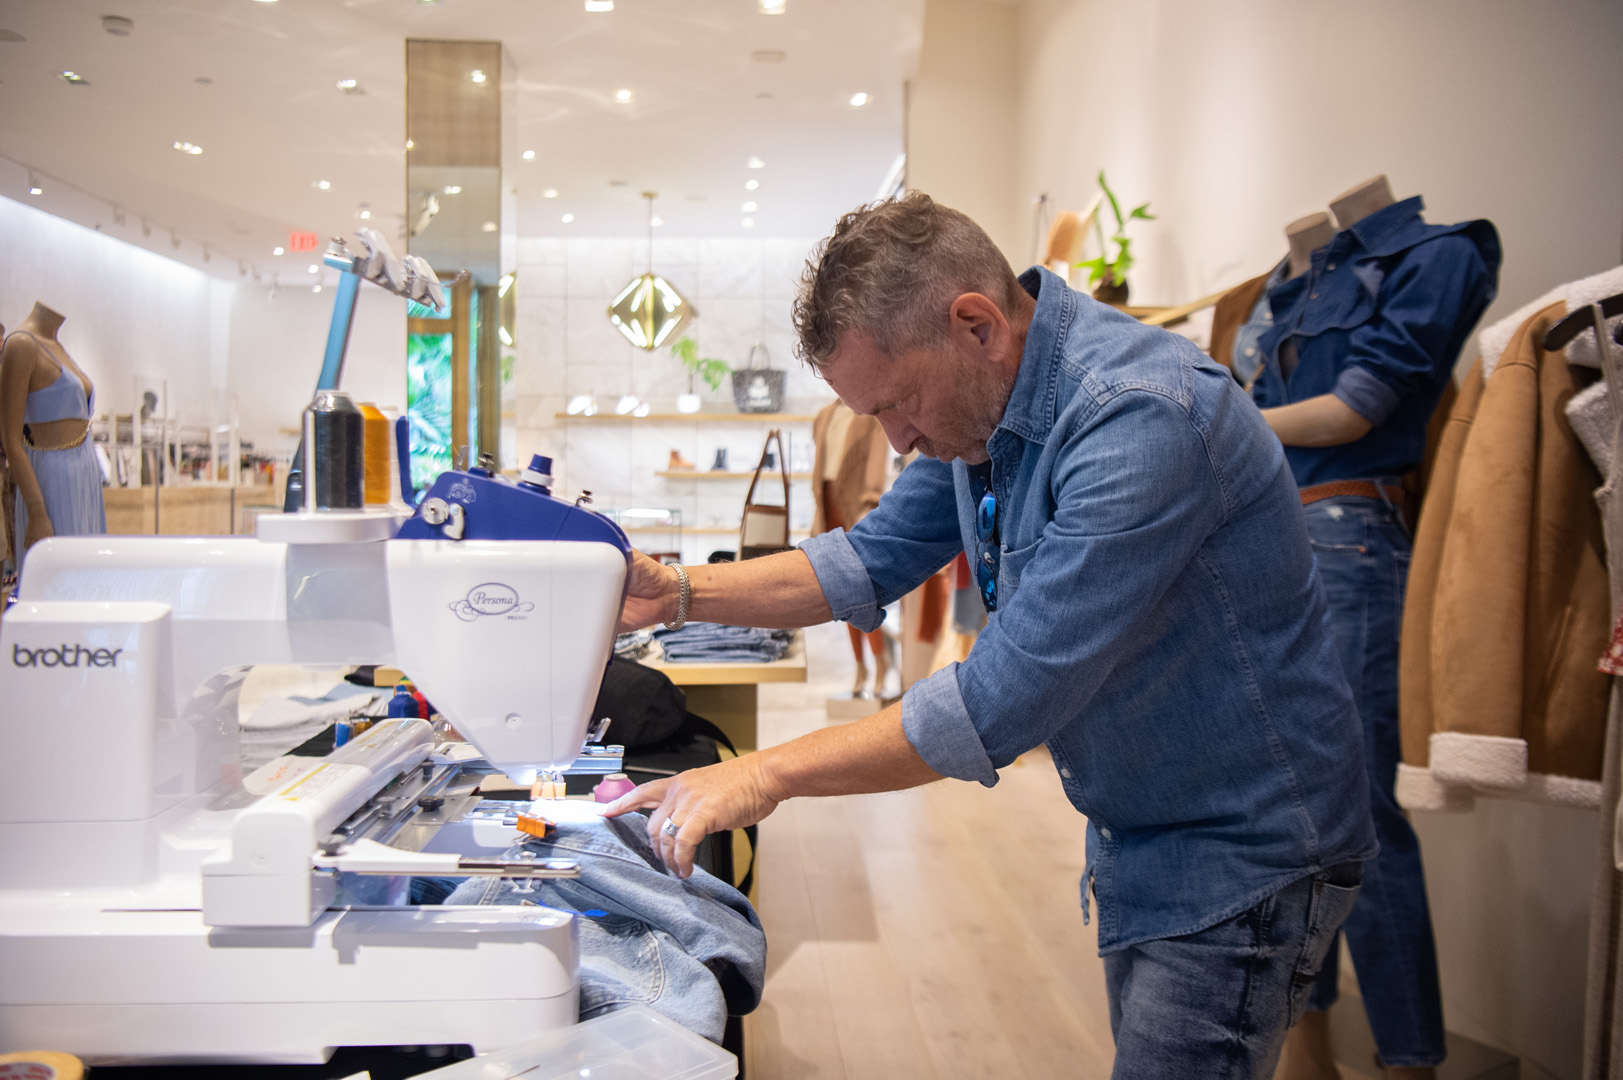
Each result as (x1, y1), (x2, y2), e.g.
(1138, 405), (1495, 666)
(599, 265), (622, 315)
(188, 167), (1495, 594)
(592, 656), (688, 750)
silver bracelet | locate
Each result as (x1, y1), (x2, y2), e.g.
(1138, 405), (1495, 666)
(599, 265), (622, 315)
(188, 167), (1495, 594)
(663, 563), (691, 631)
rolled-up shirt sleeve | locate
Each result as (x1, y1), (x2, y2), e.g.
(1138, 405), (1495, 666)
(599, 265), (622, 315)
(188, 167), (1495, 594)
(797, 454), (962, 633)
(1331, 235), (1494, 426)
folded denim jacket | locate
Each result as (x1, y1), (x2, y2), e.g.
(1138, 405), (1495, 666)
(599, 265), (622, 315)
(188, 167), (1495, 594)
(446, 812), (765, 1043)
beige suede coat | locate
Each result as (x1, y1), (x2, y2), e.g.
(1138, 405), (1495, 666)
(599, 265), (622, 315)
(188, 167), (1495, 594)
(1397, 301), (1611, 810)
(810, 401), (890, 535)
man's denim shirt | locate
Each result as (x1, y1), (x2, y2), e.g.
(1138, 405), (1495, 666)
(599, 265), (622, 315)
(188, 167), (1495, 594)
(800, 267), (1377, 953)
(1252, 196), (1501, 486)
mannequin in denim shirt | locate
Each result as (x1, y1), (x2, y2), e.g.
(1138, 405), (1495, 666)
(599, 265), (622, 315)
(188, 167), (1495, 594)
(1254, 177), (1501, 1080)
(604, 193), (1376, 1079)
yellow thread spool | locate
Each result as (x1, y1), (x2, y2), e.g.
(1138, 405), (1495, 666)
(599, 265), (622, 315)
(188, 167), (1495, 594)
(0, 1051), (86, 1079)
(358, 402), (390, 505)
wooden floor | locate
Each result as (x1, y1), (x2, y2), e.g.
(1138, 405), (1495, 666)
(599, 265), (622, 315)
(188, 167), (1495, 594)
(741, 622), (1118, 1079)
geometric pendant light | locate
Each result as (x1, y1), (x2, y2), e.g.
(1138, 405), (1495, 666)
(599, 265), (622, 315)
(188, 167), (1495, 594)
(608, 191), (696, 349)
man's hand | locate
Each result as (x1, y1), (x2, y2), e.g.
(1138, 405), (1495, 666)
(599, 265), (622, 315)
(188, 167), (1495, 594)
(603, 754), (785, 878)
(618, 548), (677, 633)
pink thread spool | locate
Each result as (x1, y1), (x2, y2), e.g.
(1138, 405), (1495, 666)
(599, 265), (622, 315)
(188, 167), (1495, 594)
(593, 773), (637, 803)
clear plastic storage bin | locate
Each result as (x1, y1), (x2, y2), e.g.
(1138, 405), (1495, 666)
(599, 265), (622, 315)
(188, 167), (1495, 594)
(414, 1005), (738, 1080)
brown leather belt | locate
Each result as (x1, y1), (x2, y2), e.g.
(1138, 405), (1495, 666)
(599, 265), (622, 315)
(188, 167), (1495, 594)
(1299, 480), (1404, 506)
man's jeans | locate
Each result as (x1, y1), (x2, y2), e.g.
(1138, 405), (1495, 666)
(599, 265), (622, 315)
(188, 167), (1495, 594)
(1104, 863), (1362, 1079)
(1302, 493), (1447, 1067)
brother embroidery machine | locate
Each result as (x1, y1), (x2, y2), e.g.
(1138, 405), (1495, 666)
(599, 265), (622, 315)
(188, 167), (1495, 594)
(0, 234), (636, 1065)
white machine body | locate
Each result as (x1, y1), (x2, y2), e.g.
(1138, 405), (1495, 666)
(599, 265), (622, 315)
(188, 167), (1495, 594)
(0, 530), (627, 1063)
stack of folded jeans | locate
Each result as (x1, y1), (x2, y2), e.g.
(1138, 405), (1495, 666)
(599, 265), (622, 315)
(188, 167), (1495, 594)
(654, 622), (792, 663)
(445, 814), (765, 1043)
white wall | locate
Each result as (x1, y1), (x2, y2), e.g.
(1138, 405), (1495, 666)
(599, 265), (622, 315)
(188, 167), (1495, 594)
(908, 0), (1022, 263)
(226, 282), (408, 457)
(0, 194), (221, 427)
(512, 235), (836, 564)
(0, 194), (407, 461)
(1011, 0), (1623, 326)
(989, 3), (1623, 1075)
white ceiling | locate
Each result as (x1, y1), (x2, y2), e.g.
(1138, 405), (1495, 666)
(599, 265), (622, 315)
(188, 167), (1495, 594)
(0, 0), (920, 284)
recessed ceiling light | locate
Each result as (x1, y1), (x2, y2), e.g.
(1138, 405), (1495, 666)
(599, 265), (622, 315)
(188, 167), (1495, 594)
(357, 205), (372, 220)
(312, 179), (331, 190)
(59, 71), (88, 85)
(742, 217), (756, 228)
(102, 15), (134, 36)
(273, 246), (284, 255)
(751, 49), (786, 63)
(747, 156), (765, 169)
(172, 140), (203, 155)
(651, 216), (663, 227)
(745, 179), (759, 191)
(442, 185), (461, 195)
(759, 0), (787, 12)
(614, 88), (633, 103)
(481, 220), (497, 232)
(313, 283), (323, 293)
(469, 69), (486, 84)
(337, 78), (363, 95)
(307, 264), (319, 274)
(849, 92), (870, 107)
(543, 188), (559, 199)
(522, 149), (536, 161)
(561, 213), (575, 223)
(584, 0), (613, 10)
(741, 201), (757, 213)
(405, 138), (415, 150)
(27, 172), (42, 196)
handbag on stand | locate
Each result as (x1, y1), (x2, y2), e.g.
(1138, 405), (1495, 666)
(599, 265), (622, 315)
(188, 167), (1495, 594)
(739, 429), (793, 560)
(730, 342), (785, 414)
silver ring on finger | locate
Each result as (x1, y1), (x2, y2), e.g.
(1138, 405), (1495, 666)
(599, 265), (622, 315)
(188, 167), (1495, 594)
(660, 817), (681, 838)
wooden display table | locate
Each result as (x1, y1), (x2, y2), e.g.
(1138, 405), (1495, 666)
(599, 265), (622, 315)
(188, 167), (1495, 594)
(642, 633), (807, 754)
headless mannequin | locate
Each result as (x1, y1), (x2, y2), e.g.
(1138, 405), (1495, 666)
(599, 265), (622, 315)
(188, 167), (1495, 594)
(0, 303), (96, 556)
(1330, 173), (1395, 232)
(1274, 176), (1433, 1080)
(1260, 182), (1397, 448)
(1286, 213), (1334, 279)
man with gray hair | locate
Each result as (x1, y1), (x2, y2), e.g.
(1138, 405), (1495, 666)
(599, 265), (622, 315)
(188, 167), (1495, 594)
(606, 192), (1374, 1077)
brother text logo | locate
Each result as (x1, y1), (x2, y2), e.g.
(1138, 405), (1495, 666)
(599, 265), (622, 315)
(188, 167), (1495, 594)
(12, 643), (123, 669)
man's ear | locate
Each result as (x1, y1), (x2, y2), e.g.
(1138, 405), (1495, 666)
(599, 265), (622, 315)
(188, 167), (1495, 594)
(948, 292), (1003, 351)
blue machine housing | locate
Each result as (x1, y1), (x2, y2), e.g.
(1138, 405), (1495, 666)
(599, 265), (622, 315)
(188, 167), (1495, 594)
(395, 464), (633, 556)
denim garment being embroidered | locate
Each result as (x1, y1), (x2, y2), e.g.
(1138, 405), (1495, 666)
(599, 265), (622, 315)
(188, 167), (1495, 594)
(799, 266), (1378, 952)
(445, 814), (765, 1043)
(1251, 196), (1501, 487)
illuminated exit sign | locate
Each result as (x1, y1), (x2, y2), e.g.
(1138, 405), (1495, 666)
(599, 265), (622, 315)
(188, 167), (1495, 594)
(288, 231), (320, 253)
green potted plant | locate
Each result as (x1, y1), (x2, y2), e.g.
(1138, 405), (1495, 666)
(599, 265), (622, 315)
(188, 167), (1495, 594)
(670, 336), (730, 414)
(1076, 170), (1155, 306)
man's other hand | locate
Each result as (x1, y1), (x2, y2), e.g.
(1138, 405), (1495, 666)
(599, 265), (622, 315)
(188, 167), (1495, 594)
(603, 754), (784, 879)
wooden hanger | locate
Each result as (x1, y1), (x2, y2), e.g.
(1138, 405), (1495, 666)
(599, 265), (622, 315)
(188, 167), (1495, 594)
(1542, 290), (1623, 351)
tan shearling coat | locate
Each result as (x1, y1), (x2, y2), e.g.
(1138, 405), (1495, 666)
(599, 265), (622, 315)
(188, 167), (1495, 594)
(1397, 301), (1611, 811)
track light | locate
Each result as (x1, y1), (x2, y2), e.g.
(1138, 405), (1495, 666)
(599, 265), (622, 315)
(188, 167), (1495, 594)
(27, 172), (42, 196)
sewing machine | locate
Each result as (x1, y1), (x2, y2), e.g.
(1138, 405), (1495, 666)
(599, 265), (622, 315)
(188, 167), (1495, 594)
(0, 457), (633, 1064)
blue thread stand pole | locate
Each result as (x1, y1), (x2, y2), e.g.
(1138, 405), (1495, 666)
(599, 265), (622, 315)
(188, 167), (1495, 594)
(283, 252), (363, 511)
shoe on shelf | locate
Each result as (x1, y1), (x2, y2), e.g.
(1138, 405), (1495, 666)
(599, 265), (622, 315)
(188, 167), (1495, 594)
(668, 450), (695, 472)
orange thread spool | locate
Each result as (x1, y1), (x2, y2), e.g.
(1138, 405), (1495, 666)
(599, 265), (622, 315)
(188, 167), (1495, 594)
(358, 402), (390, 505)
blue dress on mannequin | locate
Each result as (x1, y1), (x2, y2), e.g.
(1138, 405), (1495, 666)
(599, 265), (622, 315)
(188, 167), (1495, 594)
(5, 330), (105, 572)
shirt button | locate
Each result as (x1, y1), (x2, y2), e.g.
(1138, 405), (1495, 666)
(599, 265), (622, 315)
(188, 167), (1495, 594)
(1059, 767), (1072, 779)
(1100, 827), (1113, 841)
(1310, 292), (1319, 299)
(1245, 347), (1256, 357)
(1327, 263), (1336, 270)
(1264, 313), (1272, 322)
